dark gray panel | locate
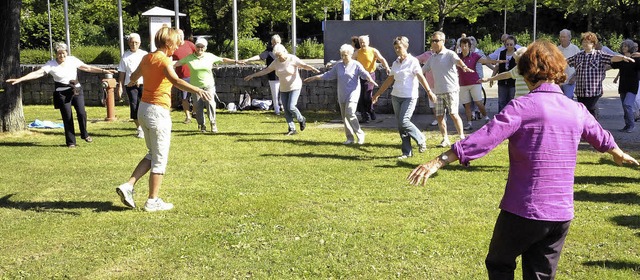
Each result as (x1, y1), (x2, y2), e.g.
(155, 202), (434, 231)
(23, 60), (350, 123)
(323, 20), (425, 65)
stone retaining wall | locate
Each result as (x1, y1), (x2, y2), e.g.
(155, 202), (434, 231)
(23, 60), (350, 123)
(18, 64), (431, 114)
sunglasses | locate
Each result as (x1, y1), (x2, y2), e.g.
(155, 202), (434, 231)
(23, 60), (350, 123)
(431, 39), (443, 43)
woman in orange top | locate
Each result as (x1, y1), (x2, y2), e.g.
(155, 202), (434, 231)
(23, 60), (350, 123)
(355, 35), (390, 123)
(115, 26), (212, 212)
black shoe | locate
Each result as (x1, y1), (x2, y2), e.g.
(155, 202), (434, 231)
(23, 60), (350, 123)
(300, 119), (306, 131)
(618, 126), (630, 132)
(370, 112), (377, 120)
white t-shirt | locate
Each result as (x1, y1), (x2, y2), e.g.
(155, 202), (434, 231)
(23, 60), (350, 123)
(118, 49), (148, 85)
(267, 54), (304, 92)
(390, 54), (422, 98)
(41, 56), (85, 85)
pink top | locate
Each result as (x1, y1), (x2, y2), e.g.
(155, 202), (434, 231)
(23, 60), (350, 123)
(457, 52), (481, 86)
(415, 51), (435, 88)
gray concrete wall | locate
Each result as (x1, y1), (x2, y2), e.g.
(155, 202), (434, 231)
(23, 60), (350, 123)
(18, 64), (432, 114)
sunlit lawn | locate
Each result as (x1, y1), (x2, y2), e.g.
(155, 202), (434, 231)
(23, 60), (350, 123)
(0, 105), (638, 279)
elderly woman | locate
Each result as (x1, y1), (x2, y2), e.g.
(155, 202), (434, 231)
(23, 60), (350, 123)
(372, 36), (435, 159)
(175, 37), (238, 133)
(407, 41), (639, 279)
(567, 32), (634, 119)
(241, 34), (283, 115)
(115, 27), (212, 212)
(304, 44), (378, 145)
(6, 42), (117, 148)
(491, 35), (519, 112)
(355, 35), (390, 123)
(244, 44), (320, 135)
(117, 33), (148, 138)
(610, 39), (640, 133)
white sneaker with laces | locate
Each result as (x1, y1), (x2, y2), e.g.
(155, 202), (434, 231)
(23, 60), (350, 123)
(116, 183), (136, 208)
(211, 123), (218, 133)
(143, 198), (174, 212)
(357, 135), (365, 145)
(136, 128), (144, 139)
(397, 154), (412, 160)
(430, 119), (438, 126)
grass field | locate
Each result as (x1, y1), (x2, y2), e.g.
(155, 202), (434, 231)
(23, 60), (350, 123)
(0, 105), (638, 279)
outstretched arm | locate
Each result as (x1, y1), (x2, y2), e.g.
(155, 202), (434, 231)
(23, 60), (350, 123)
(5, 68), (47, 85)
(374, 49), (391, 75)
(78, 64), (117, 75)
(607, 147), (639, 166)
(416, 72), (436, 103)
(162, 63), (212, 102)
(244, 66), (275, 81)
(478, 71), (513, 83)
(372, 76), (394, 104)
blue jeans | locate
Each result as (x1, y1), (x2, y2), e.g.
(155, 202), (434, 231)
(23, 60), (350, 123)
(498, 85), (515, 112)
(560, 83), (575, 100)
(280, 89), (305, 131)
(391, 96), (425, 156)
(621, 92), (636, 129)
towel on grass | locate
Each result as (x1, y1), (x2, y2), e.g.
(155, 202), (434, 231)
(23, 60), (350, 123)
(28, 119), (64, 129)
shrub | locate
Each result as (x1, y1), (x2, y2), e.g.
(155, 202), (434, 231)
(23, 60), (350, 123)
(477, 34), (501, 55)
(20, 45), (120, 64)
(237, 38), (266, 59)
(294, 38), (324, 59)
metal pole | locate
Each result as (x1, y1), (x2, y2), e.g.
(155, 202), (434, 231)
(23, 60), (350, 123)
(292, 0), (296, 55)
(118, 0), (124, 58)
(174, 0), (180, 29)
(233, 0), (238, 60)
(533, 0), (537, 41)
(63, 0), (71, 54)
(47, 0), (53, 59)
(503, 7), (507, 35)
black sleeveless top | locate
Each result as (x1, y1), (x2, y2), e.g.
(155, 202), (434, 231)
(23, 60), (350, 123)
(498, 49), (517, 87)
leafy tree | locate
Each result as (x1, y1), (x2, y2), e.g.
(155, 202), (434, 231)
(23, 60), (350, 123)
(1, 0), (26, 132)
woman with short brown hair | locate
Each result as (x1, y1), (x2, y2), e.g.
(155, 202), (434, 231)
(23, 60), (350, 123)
(408, 40), (639, 279)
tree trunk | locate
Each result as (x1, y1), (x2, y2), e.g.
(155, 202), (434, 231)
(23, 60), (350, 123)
(0, 0), (26, 133)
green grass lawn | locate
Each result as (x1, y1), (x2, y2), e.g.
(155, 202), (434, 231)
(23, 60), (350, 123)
(0, 105), (638, 279)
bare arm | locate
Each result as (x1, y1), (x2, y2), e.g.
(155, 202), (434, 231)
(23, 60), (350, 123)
(610, 55), (635, 63)
(117, 71), (125, 98)
(241, 55), (262, 63)
(162, 63), (211, 102)
(456, 60), (474, 73)
(5, 68), (47, 85)
(372, 76), (395, 104)
(416, 72), (436, 103)
(296, 61), (321, 73)
(478, 71), (513, 83)
(244, 66), (274, 81)
(304, 74), (323, 83)
(478, 57), (506, 65)
(78, 64), (117, 75)
(373, 49), (390, 74)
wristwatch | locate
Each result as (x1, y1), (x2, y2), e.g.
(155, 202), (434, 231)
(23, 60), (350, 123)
(439, 153), (449, 162)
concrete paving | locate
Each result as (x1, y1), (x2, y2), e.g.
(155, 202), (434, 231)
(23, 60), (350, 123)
(318, 68), (640, 148)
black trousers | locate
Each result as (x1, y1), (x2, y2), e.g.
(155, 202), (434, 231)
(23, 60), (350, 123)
(126, 85), (143, 120)
(577, 95), (601, 120)
(54, 89), (88, 146)
(485, 210), (571, 280)
(357, 73), (376, 120)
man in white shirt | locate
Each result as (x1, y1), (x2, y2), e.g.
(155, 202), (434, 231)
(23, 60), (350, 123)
(557, 29), (581, 99)
(422, 31), (474, 147)
(117, 33), (148, 138)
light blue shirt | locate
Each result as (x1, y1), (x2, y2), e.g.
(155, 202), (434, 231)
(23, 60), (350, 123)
(321, 60), (371, 103)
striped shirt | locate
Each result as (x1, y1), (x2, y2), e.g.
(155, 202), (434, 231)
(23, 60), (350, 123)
(566, 50), (613, 97)
(508, 67), (529, 97)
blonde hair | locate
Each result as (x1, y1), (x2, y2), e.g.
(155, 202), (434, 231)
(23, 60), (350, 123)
(393, 36), (409, 48)
(155, 27), (179, 50)
(271, 34), (281, 44)
(128, 33), (141, 42)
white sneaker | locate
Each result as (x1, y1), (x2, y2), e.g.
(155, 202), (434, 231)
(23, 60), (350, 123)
(430, 119), (438, 126)
(116, 183), (136, 208)
(143, 198), (174, 212)
(343, 140), (354, 145)
(211, 123), (218, 133)
(136, 128), (144, 139)
(484, 115), (490, 122)
(397, 154), (412, 160)
(464, 122), (473, 130)
(357, 135), (365, 145)
(437, 139), (451, 148)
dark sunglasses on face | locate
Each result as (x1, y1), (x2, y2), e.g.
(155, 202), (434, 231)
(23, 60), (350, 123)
(431, 39), (442, 43)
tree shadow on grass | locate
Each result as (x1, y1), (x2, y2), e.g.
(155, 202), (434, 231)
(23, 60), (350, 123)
(610, 215), (640, 232)
(0, 194), (128, 215)
(0, 142), (68, 148)
(261, 152), (389, 161)
(242, 138), (400, 149)
(574, 190), (640, 205)
(582, 260), (640, 272)
(573, 175), (638, 186)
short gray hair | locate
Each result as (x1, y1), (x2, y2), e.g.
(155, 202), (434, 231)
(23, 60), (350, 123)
(128, 33), (141, 42)
(271, 34), (281, 44)
(620, 39), (638, 53)
(339, 44), (354, 56)
(53, 42), (68, 52)
(559, 29), (571, 38)
(432, 31), (446, 40)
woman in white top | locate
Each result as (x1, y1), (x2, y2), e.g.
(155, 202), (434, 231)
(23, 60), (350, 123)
(244, 44), (320, 135)
(6, 42), (117, 148)
(117, 33), (148, 138)
(373, 36), (436, 159)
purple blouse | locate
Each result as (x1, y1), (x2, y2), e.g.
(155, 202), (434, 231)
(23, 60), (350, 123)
(452, 83), (617, 221)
